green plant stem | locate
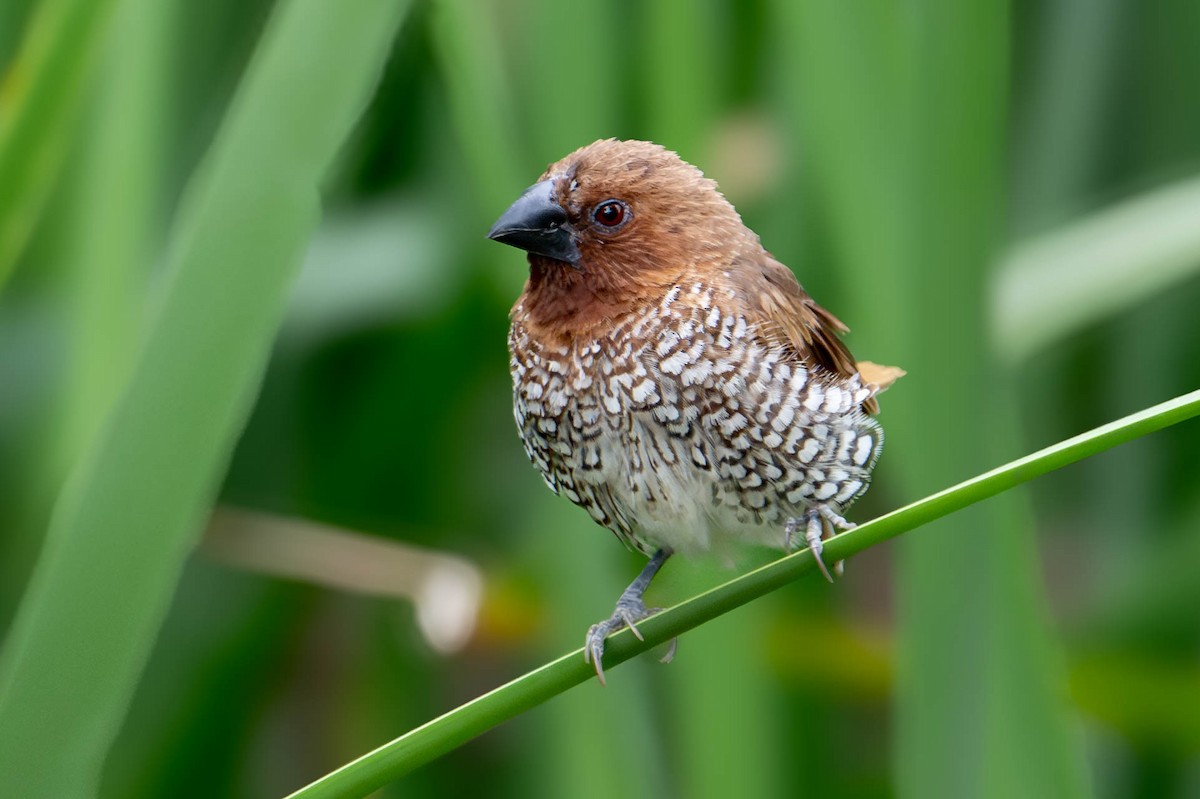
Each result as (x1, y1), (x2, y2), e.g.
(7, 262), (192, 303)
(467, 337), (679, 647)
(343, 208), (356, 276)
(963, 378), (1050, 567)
(287, 388), (1200, 799)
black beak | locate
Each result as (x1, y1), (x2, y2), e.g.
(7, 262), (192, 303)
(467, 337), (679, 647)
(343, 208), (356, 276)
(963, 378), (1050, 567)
(487, 179), (581, 266)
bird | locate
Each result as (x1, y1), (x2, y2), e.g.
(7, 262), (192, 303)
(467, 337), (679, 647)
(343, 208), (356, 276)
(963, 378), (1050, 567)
(487, 139), (901, 684)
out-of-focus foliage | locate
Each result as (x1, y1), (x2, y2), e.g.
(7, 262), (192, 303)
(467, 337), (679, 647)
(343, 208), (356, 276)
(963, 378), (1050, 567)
(0, 1), (410, 796)
(0, 0), (1198, 797)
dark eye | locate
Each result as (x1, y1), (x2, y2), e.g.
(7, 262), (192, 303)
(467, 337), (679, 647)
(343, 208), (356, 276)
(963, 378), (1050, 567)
(592, 199), (628, 229)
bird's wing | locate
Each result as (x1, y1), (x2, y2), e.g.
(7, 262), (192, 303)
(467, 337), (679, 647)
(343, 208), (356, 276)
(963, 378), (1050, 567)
(726, 251), (902, 413)
(729, 251), (858, 378)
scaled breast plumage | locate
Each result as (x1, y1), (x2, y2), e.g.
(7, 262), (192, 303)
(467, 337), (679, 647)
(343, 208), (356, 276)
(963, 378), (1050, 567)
(510, 277), (882, 557)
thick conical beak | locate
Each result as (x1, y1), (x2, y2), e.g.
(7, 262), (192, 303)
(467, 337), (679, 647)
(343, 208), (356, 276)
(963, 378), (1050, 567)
(487, 179), (581, 265)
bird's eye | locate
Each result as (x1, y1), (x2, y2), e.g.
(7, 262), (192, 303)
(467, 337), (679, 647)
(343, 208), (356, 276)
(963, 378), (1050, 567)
(592, 200), (628, 229)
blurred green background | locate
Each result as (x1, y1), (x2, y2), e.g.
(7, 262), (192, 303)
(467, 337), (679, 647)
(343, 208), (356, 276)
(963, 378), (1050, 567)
(2, 0), (1200, 797)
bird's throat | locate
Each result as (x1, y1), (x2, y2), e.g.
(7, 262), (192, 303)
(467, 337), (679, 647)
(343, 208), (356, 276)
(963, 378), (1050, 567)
(520, 255), (637, 341)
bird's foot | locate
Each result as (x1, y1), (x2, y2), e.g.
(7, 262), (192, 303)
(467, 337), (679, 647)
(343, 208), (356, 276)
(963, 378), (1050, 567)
(584, 596), (667, 686)
(785, 507), (854, 582)
(583, 548), (673, 685)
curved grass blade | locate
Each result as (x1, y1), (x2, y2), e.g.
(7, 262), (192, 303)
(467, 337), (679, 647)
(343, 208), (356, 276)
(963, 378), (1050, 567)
(286, 388), (1200, 799)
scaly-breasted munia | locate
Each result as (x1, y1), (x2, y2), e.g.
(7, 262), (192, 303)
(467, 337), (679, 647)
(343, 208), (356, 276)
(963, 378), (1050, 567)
(488, 139), (901, 683)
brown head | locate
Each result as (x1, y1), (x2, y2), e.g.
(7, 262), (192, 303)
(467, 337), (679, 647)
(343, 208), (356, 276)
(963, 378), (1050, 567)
(488, 139), (752, 339)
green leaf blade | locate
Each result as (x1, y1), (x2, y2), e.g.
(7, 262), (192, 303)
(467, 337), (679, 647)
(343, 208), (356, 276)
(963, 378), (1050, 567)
(0, 1), (410, 795)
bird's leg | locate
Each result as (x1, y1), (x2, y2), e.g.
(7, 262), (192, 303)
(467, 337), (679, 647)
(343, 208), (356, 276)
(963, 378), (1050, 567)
(817, 506), (855, 578)
(584, 548), (672, 686)
(785, 507), (855, 582)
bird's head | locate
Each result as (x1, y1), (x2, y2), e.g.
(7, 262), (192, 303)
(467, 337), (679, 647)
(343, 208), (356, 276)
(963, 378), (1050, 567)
(489, 139), (749, 336)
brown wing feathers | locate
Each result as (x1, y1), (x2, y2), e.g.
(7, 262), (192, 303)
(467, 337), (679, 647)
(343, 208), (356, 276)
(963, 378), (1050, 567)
(730, 253), (900, 413)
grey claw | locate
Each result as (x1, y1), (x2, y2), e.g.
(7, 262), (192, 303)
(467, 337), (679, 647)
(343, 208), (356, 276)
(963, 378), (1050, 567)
(660, 637), (678, 664)
(593, 655), (607, 686)
(584, 624), (610, 686)
(805, 511), (835, 582)
(583, 627), (597, 664)
(812, 544), (834, 582)
(783, 517), (800, 551)
(619, 610), (645, 641)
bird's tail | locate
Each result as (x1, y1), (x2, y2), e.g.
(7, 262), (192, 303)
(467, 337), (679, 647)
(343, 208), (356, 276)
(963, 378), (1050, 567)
(856, 360), (905, 414)
(857, 361), (905, 394)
